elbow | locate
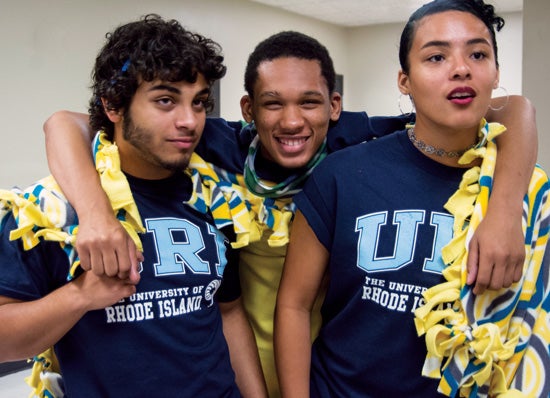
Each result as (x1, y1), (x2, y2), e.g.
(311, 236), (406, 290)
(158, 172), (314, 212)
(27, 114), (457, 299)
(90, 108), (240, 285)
(514, 95), (536, 118)
(43, 110), (73, 137)
(0, 344), (33, 363)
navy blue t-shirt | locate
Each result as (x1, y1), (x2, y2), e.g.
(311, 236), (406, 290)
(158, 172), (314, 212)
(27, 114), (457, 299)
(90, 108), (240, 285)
(295, 130), (464, 397)
(0, 172), (241, 398)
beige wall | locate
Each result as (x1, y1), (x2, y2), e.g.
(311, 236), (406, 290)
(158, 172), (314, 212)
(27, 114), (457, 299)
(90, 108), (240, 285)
(345, 12), (524, 116)
(0, 0), (536, 188)
(523, 0), (550, 169)
(0, 0), (347, 188)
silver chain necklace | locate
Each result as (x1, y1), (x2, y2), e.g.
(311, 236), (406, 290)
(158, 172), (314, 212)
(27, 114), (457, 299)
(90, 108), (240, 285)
(407, 127), (476, 158)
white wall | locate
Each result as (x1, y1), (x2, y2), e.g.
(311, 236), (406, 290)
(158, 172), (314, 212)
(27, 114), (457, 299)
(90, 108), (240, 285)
(0, 1), (527, 189)
(523, 0), (550, 169)
(0, 0), (347, 188)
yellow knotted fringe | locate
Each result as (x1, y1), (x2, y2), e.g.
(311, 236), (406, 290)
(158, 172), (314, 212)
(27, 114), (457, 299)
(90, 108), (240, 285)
(186, 153), (296, 249)
(0, 132), (146, 398)
(414, 120), (550, 398)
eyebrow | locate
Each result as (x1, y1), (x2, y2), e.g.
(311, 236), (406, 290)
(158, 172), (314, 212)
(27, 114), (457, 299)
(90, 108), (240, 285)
(148, 84), (210, 97)
(258, 90), (324, 98)
(148, 84), (181, 94)
(421, 37), (491, 50)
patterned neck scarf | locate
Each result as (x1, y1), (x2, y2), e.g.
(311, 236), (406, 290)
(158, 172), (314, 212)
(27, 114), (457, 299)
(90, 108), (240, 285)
(243, 125), (328, 198)
(414, 120), (550, 398)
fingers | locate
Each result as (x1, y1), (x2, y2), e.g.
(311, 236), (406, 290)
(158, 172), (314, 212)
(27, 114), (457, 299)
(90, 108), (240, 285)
(466, 214), (525, 295)
(466, 240), (479, 286)
(102, 250), (120, 278)
(115, 244), (133, 280)
(469, 249), (525, 295)
(75, 271), (137, 311)
(77, 246), (92, 272)
(76, 222), (138, 281)
(121, 239), (142, 285)
(472, 264), (491, 296)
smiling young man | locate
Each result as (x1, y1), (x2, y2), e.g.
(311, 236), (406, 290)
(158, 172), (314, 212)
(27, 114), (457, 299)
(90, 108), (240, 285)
(42, 30), (537, 397)
(0, 15), (266, 398)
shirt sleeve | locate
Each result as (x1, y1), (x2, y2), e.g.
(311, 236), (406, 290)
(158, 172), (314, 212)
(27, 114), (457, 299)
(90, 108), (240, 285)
(0, 214), (68, 301)
(195, 118), (247, 174)
(293, 158), (339, 251)
(215, 227), (241, 303)
(327, 111), (414, 152)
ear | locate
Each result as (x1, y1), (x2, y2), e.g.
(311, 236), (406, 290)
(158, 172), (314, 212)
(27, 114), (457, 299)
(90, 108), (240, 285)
(101, 98), (123, 123)
(397, 70), (411, 95)
(329, 91), (343, 122)
(240, 95), (254, 123)
(493, 69), (500, 89)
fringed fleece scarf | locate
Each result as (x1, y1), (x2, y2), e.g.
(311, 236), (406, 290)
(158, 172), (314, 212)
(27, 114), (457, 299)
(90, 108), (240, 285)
(0, 132), (145, 397)
(414, 120), (550, 398)
(185, 143), (298, 249)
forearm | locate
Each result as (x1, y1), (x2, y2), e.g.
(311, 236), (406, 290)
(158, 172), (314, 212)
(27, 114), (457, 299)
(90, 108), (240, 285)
(0, 285), (88, 361)
(43, 110), (111, 222)
(220, 299), (267, 398)
(274, 305), (312, 398)
(488, 95), (537, 209)
(467, 95), (538, 293)
(274, 211), (327, 396)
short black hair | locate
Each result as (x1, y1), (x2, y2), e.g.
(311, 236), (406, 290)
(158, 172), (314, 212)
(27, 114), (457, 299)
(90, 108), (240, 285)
(399, 0), (504, 74)
(244, 31), (336, 98)
(89, 14), (226, 138)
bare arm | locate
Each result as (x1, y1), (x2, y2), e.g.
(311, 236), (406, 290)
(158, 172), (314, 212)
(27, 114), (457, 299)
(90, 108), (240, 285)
(220, 297), (268, 398)
(0, 272), (135, 362)
(43, 111), (140, 282)
(469, 96), (538, 294)
(274, 211), (328, 398)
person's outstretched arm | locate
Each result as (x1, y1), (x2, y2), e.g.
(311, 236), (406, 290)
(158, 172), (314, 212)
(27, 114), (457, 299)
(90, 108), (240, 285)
(470, 95), (538, 294)
(274, 211), (328, 397)
(44, 111), (141, 282)
(0, 271), (135, 362)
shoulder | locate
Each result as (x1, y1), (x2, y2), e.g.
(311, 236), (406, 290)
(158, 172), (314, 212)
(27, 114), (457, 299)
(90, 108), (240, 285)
(0, 213), (68, 300)
(327, 111), (413, 152)
(196, 118), (248, 173)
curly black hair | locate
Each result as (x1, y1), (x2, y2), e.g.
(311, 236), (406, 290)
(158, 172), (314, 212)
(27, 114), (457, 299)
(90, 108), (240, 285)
(399, 0), (505, 74)
(243, 31), (336, 98)
(89, 14), (226, 138)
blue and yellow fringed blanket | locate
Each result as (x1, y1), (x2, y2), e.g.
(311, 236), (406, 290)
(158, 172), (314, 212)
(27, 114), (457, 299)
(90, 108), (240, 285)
(414, 121), (550, 397)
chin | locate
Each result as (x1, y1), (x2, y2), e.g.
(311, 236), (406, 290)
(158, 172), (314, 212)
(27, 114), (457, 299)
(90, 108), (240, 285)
(280, 159), (308, 170)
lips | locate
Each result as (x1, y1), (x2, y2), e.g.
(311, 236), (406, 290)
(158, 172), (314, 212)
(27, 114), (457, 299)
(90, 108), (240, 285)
(447, 86), (476, 100)
(167, 137), (195, 150)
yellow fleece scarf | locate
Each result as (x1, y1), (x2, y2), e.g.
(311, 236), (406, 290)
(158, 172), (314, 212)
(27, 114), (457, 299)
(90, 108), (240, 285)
(414, 121), (550, 397)
(186, 153), (296, 248)
(0, 132), (145, 398)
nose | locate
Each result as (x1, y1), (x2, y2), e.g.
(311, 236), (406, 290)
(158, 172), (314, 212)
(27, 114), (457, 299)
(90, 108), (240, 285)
(174, 105), (201, 132)
(451, 56), (471, 80)
(279, 105), (304, 132)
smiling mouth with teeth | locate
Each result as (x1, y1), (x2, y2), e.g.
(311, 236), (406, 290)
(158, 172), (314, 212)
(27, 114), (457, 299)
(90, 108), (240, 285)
(277, 137), (309, 146)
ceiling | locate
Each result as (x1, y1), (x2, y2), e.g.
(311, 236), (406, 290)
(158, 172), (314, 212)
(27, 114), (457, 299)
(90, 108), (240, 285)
(248, 0), (524, 27)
